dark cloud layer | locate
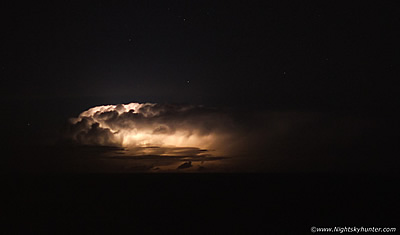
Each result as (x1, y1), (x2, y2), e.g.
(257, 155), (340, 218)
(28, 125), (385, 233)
(59, 102), (400, 172)
(3, 102), (397, 173)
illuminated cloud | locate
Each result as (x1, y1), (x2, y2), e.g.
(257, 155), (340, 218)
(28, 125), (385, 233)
(65, 103), (377, 172)
(66, 102), (238, 157)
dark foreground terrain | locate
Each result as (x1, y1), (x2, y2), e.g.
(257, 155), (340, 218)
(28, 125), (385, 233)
(2, 173), (399, 234)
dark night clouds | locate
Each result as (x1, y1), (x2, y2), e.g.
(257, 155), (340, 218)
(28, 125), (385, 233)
(43, 102), (395, 173)
(2, 101), (398, 173)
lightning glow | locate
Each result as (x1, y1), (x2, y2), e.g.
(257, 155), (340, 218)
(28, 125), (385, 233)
(67, 102), (236, 156)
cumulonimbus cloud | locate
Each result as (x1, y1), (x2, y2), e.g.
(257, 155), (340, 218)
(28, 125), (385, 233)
(66, 102), (238, 156)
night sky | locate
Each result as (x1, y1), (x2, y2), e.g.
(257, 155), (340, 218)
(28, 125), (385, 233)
(1, 1), (399, 172)
(2, 1), (398, 107)
(2, 1), (400, 232)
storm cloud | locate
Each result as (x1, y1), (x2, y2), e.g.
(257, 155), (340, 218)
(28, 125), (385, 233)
(62, 102), (395, 173)
(66, 103), (240, 157)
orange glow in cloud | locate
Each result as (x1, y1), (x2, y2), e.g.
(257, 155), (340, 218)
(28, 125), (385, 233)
(68, 103), (237, 156)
